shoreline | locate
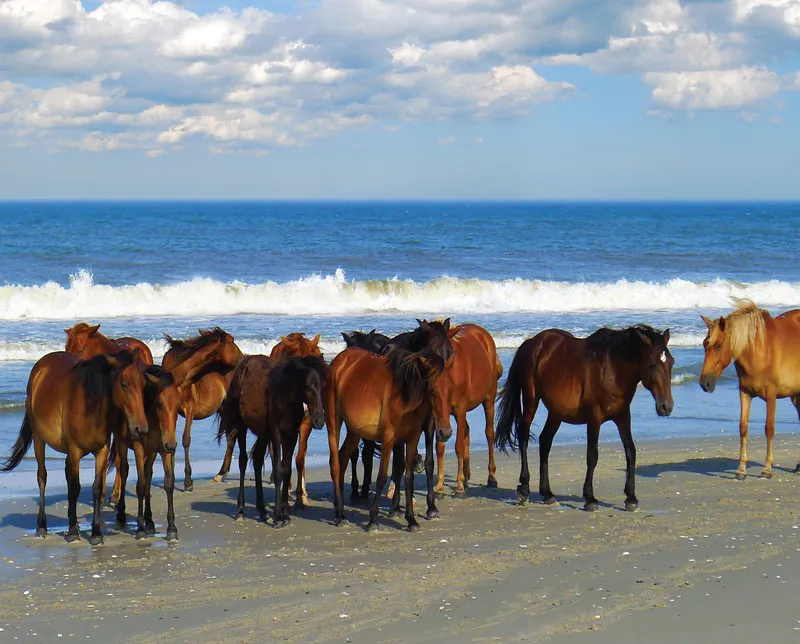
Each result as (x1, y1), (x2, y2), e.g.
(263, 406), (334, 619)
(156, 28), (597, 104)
(2, 432), (800, 641)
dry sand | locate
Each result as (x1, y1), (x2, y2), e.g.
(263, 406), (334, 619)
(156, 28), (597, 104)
(2, 434), (800, 643)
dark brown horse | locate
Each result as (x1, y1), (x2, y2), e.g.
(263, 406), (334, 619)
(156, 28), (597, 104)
(700, 300), (800, 479)
(213, 332), (323, 509)
(325, 343), (453, 531)
(65, 322), (154, 365)
(496, 325), (674, 511)
(112, 366), (181, 540)
(217, 356), (327, 524)
(1, 350), (153, 544)
(161, 327), (243, 492)
(434, 323), (503, 497)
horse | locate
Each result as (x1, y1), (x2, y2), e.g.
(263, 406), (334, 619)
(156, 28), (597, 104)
(213, 332), (323, 510)
(700, 300), (800, 480)
(495, 325), (674, 512)
(161, 327), (243, 492)
(434, 323), (503, 497)
(65, 322), (154, 365)
(216, 355), (327, 524)
(1, 349), (153, 544)
(112, 366), (181, 541)
(326, 344), (453, 531)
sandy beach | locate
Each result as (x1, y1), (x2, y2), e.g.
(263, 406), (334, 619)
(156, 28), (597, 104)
(1, 433), (800, 643)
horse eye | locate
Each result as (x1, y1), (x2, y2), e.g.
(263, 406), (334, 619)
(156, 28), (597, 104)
(121, 382), (128, 391)
(714, 343), (722, 350)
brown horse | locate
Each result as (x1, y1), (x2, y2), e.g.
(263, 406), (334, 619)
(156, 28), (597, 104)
(700, 301), (800, 479)
(65, 322), (154, 365)
(496, 325), (674, 511)
(217, 355), (327, 524)
(112, 366), (181, 540)
(325, 343), (454, 531)
(1, 350), (153, 544)
(161, 327), (243, 492)
(213, 332), (323, 509)
(434, 323), (503, 497)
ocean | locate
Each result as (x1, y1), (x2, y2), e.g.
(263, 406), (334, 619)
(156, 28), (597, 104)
(1, 201), (799, 493)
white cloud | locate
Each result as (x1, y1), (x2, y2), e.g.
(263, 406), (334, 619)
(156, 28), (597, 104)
(437, 136), (455, 145)
(644, 66), (782, 110)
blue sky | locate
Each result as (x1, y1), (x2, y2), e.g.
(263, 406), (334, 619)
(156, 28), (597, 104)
(1, 0), (799, 199)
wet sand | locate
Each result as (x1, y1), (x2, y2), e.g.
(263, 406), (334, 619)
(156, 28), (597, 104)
(1, 433), (800, 643)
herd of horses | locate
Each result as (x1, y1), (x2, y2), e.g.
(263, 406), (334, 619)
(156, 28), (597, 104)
(2, 300), (800, 544)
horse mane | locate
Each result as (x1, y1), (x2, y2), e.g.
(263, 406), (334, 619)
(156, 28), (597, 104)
(710, 299), (768, 359)
(385, 347), (444, 407)
(586, 324), (665, 363)
(164, 327), (228, 364)
(143, 365), (174, 408)
(270, 355), (329, 393)
(71, 350), (135, 409)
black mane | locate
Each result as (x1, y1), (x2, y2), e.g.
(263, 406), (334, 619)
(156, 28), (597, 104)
(385, 347), (444, 408)
(163, 327), (227, 364)
(342, 329), (390, 354)
(585, 325), (665, 363)
(71, 350), (135, 409)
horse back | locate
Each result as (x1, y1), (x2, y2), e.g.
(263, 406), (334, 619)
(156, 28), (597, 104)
(230, 355), (274, 435)
(116, 337), (154, 365)
(448, 324), (501, 406)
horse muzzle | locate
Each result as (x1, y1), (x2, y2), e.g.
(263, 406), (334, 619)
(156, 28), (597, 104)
(700, 375), (717, 393)
(129, 422), (148, 441)
(436, 425), (453, 443)
(310, 412), (325, 430)
(163, 440), (177, 454)
(656, 400), (673, 417)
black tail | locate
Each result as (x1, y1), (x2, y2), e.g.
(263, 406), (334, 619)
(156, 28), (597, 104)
(216, 365), (245, 445)
(1, 414), (34, 472)
(494, 340), (534, 453)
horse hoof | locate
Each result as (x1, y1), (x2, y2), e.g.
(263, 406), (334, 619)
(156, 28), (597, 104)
(135, 530), (147, 540)
(794, 464), (800, 474)
(89, 534), (104, 546)
(760, 470), (773, 479)
(408, 523), (421, 533)
(389, 509), (403, 518)
(542, 495), (558, 506)
(146, 527), (157, 538)
(36, 527), (47, 538)
(625, 501), (639, 512)
(584, 501), (599, 512)
(234, 513), (245, 522)
(426, 508), (440, 520)
(454, 489), (467, 499)
(734, 472), (747, 481)
(334, 517), (348, 527)
(115, 521), (126, 531)
(107, 498), (119, 509)
(517, 489), (529, 505)
(211, 475), (224, 484)
(184, 482), (194, 492)
(486, 478), (498, 489)
(274, 519), (290, 529)
(65, 531), (80, 543)
(166, 529), (179, 542)
(367, 523), (380, 533)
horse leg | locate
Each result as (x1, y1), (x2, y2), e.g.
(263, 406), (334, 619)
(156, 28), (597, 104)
(464, 419), (472, 483)
(349, 441), (361, 503)
(64, 451), (82, 543)
(424, 419), (439, 520)
(143, 452), (157, 536)
(368, 440), (393, 532)
(583, 421), (601, 512)
(793, 396), (800, 473)
(162, 451), (178, 541)
(109, 448), (123, 508)
(327, 415), (347, 526)
(34, 437), (48, 537)
(90, 442), (111, 545)
(361, 440), (376, 500)
(338, 431), (361, 505)
(389, 443), (405, 517)
(252, 436), (269, 522)
(293, 416), (312, 510)
(278, 433), (298, 528)
(434, 440), (446, 497)
(736, 391), (752, 480)
(484, 393), (498, 488)
(761, 394), (777, 478)
(235, 428), (248, 520)
(212, 430), (237, 483)
(517, 394), (539, 505)
(182, 405), (195, 491)
(405, 437), (421, 532)
(615, 410), (638, 511)
(131, 443), (147, 538)
(115, 444), (130, 530)
(454, 408), (469, 498)
(538, 413), (561, 505)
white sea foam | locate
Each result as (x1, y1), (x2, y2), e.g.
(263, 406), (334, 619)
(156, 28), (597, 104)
(1, 269), (799, 321)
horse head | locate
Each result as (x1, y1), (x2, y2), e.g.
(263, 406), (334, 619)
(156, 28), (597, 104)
(636, 327), (674, 417)
(699, 315), (733, 393)
(145, 366), (179, 453)
(64, 322), (101, 359)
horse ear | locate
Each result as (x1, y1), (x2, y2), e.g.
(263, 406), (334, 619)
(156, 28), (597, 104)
(443, 318), (451, 332)
(88, 324), (101, 336)
(311, 333), (321, 347)
(64, 328), (70, 335)
(368, 329), (376, 337)
(416, 318), (427, 328)
(663, 329), (670, 345)
(131, 347), (142, 364)
(146, 367), (173, 390)
(105, 355), (120, 370)
(700, 315), (713, 329)
(341, 332), (352, 346)
(718, 317), (726, 332)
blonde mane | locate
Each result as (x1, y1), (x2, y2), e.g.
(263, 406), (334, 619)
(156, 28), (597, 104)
(710, 299), (768, 359)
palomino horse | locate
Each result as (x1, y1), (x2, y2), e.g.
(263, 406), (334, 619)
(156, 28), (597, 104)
(65, 322), (154, 365)
(700, 301), (800, 479)
(326, 345), (453, 531)
(434, 323), (503, 497)
(217, 356), (327, 524)
(213, 332), (323, 509)
(496, 325), (674, 511)
(112, 366), (181, 540)
(1, 350), (152, 544)
(161, 327), (243, 492)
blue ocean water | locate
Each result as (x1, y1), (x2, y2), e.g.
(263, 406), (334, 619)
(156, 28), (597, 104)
(1, 201), (800, 493)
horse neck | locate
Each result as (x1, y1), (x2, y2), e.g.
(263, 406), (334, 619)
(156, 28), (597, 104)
(169, 343), (222, 385)
(600, 355), (641, 401)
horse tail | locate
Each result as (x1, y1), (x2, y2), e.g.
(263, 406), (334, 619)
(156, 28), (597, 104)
(1, 414), (34, 472)
(495, 339), (535, 453)
(216, 363), (245, 444)
(494, 352), (504, 380)
(106, 435), (118, 475)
